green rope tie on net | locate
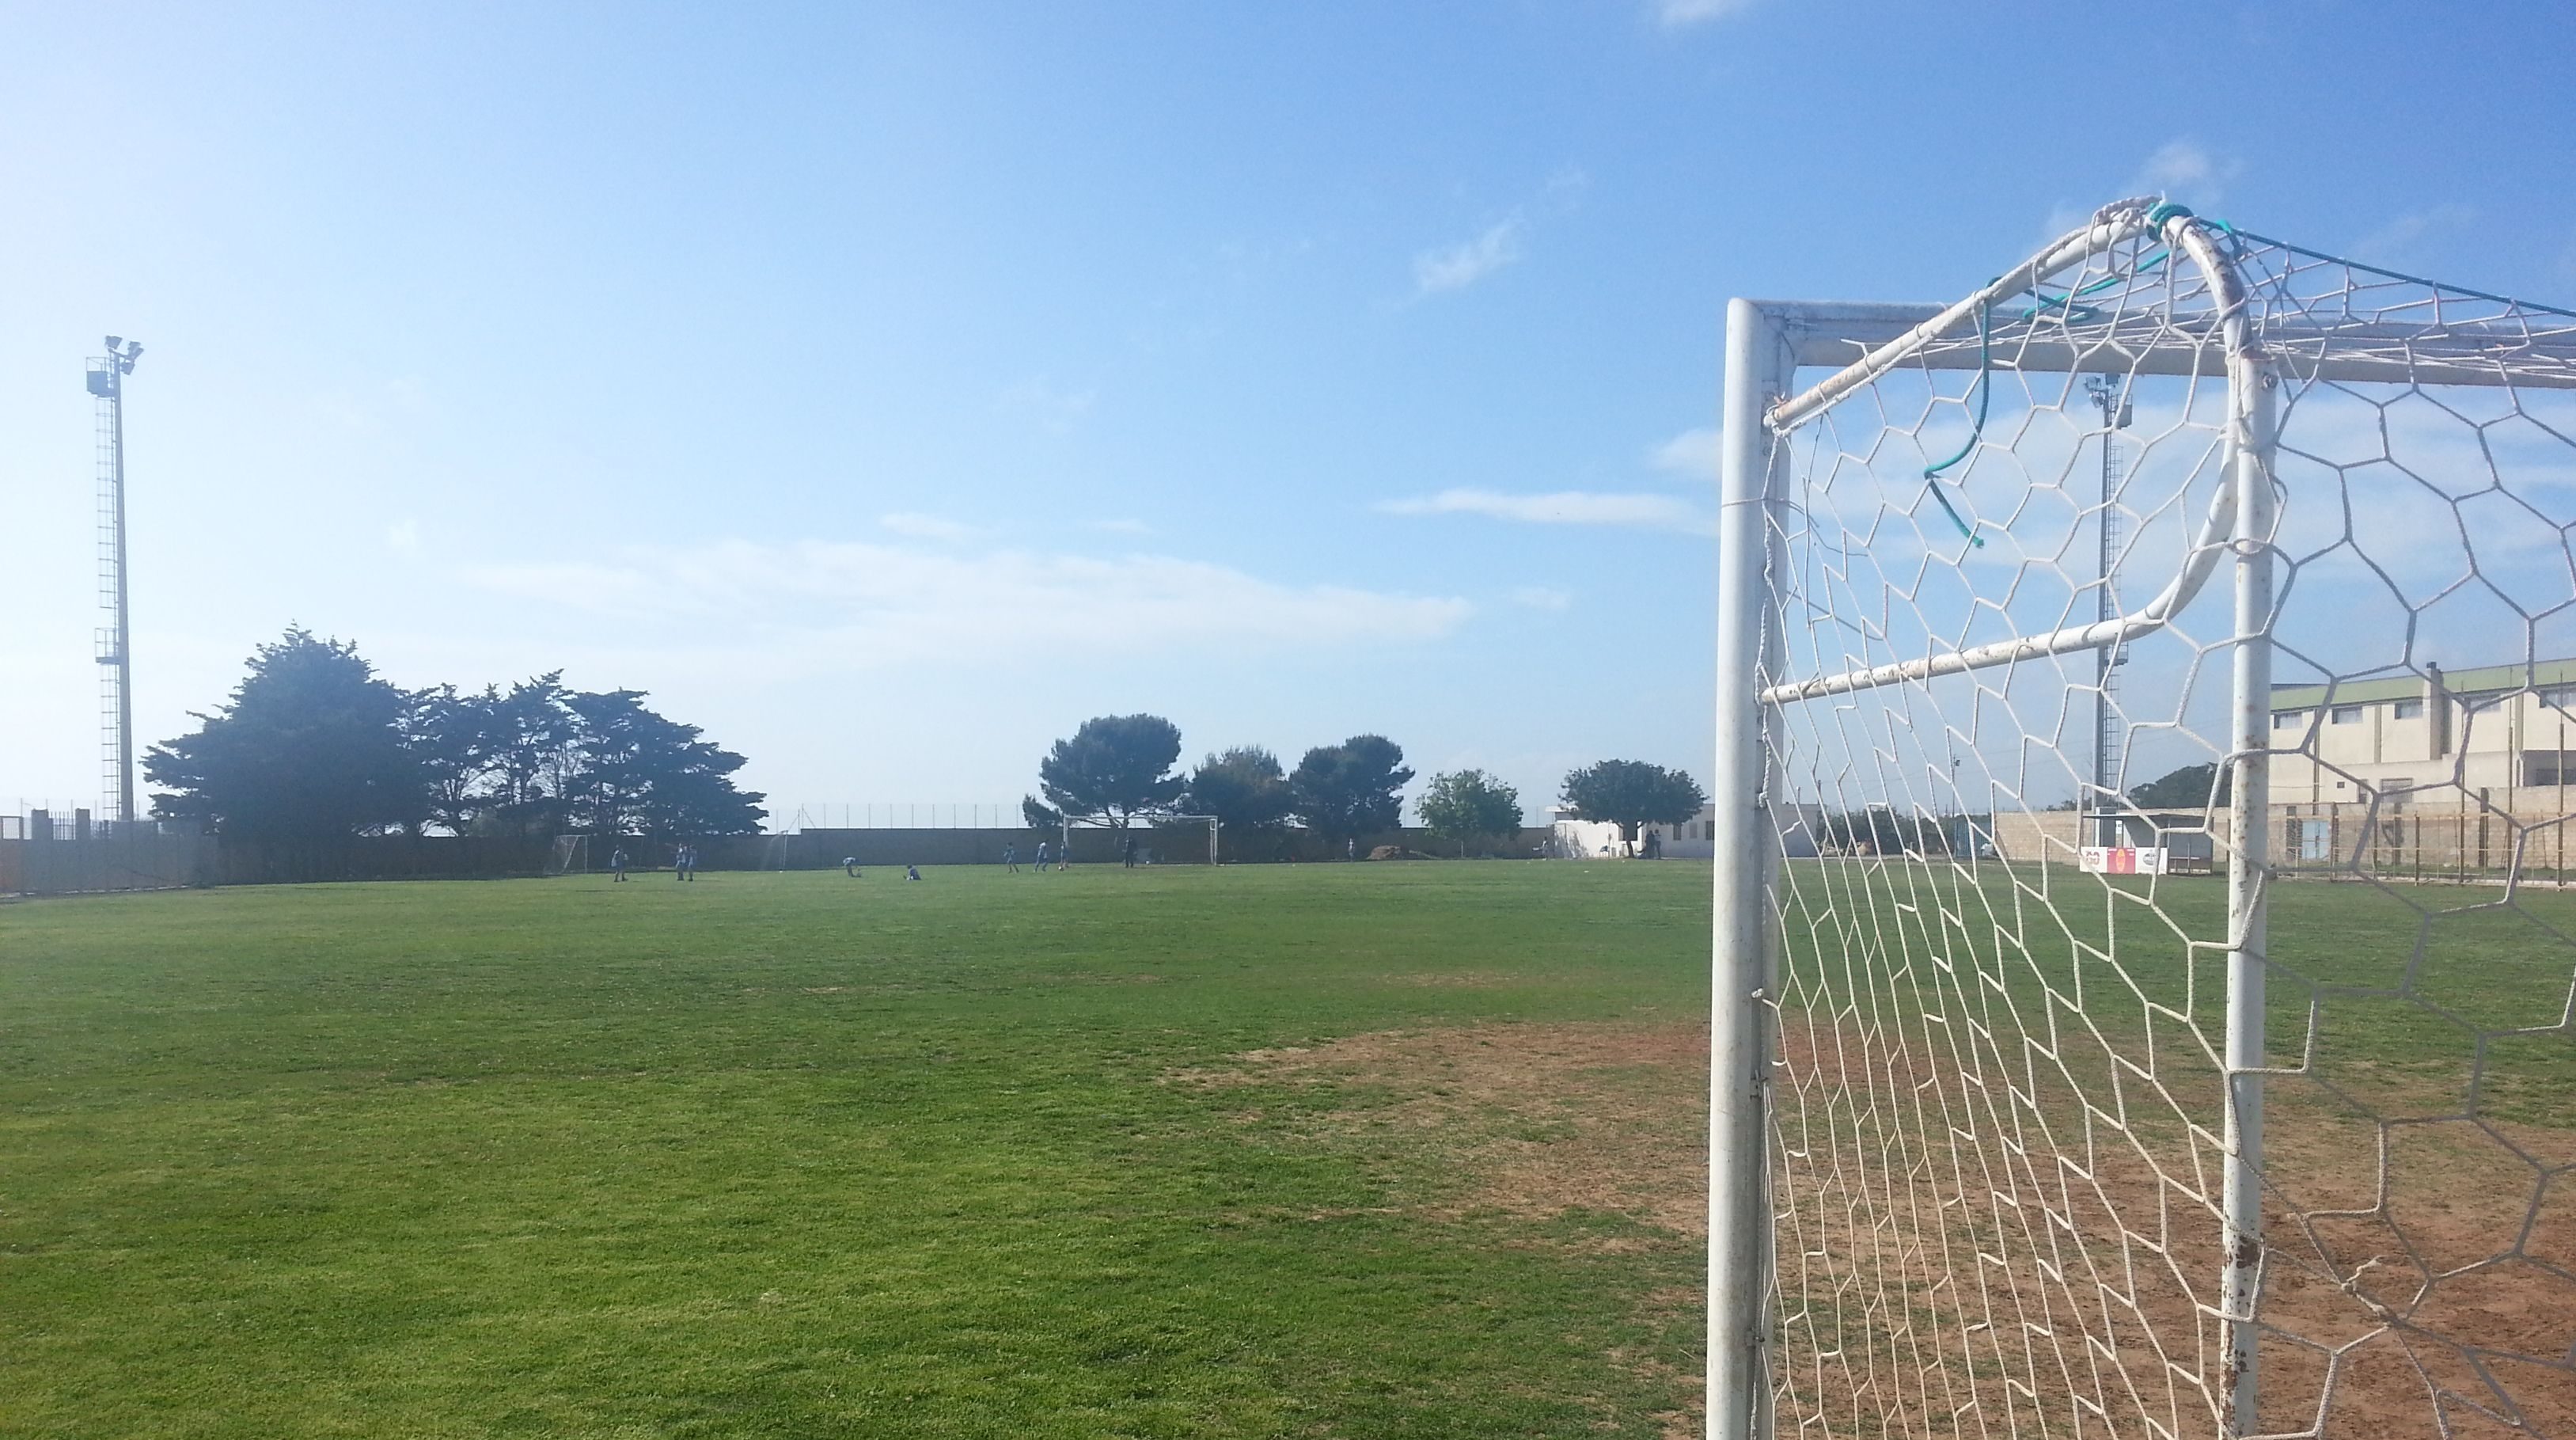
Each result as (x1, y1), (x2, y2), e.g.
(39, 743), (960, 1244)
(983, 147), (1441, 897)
(1920, 294), (1992, 548)
(2143, 199), (2195, 231)
(1924, 204), (2221, 552)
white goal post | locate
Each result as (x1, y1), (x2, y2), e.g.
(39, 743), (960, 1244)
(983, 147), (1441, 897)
(1059, 813), (1221, 865)
(544, 834), (590, 876)
(1713, 198), (2576, 1440)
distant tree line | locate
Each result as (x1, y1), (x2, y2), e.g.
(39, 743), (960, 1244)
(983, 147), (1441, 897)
(146, 627), (766, 840)
(1022, 715), (1422, 846)
(1020, 713), (1708, 858)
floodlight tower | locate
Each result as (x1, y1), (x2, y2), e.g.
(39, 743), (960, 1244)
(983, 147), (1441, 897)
(2085, 373), (2131, 847)
(86, 336), (143, 826)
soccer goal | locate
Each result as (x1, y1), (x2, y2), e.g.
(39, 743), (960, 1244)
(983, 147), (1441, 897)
(544, 834), (590, 876)
(1713, 198), (2576, 1440)
(1059, 814), (1221, 865)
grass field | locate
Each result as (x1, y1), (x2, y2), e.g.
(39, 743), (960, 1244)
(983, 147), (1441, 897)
(13, 861), (2574, 1439)
(0, 863), (1713, 1439)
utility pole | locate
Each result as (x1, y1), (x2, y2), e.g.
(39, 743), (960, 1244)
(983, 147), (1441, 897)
(2085, 374), (2131, 848)
(86, 336), (143, 826)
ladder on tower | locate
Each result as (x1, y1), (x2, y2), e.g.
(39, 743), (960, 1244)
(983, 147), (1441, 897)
(94, 387), (123, 825)
(2095, 424), (2126, 840)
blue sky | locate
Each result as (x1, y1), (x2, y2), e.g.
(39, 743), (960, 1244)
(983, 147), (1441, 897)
(7, 0), (2575, 826)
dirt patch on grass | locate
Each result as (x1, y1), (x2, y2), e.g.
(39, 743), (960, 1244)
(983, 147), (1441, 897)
(1184, 1012), (2576, 1434)
(1767, 1009), (2576, 1439)
(1182, 1020), (1710, 1236)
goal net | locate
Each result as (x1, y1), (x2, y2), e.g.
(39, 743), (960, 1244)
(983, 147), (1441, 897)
(1713, 198), (2576, 1440)
(544, 834), (590, 876)
(1059, 814), (1221, 865)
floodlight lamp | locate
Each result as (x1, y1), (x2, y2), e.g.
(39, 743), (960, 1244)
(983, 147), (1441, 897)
(105, 336), (122, 351)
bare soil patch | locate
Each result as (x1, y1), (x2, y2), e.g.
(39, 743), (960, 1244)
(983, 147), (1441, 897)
(1180, 1013), (2576, 1434)
(1769, 1011), (2576, 1438)
(1179, 1020), (1711, 1236)
(1378, 971), (1523, 989)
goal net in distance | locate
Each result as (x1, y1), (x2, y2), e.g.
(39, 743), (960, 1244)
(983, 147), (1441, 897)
(545, 834), (590, 876)
(1711, 198), (2576, 1440)
(1058, 814), (1221, 865)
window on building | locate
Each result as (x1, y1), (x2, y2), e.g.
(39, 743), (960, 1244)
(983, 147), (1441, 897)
(2272, 709), (2309, 728)
(2330, 705), (2364, 724)
(2392, 697), (2424, 720)
(2525, 751), (2576, 788)
(2545, 686), (2576, 711)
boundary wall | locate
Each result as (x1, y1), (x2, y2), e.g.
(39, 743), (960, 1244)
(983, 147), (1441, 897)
(1, 825), (1563, 895)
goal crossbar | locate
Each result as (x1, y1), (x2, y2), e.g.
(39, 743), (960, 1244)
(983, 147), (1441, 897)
(1758, 304), (2576, 397)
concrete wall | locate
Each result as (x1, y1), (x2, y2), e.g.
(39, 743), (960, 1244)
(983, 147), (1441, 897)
(0, 823), (1567, 896)
(768, 826), (1557, 868)
(0, 831), (211, 894)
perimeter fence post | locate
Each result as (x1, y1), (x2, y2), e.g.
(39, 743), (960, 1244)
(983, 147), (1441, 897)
(1710, 298), (1789, 1440)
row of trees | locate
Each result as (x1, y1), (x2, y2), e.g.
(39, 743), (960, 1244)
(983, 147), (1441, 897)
(1024, 716), (1420, 843)
(146, 628), (767, 839)
(1019, 713), (1706, 853)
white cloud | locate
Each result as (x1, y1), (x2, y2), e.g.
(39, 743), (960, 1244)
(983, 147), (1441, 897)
(1648, 426), (1721, 477)
(2349, 204), (2475, 268)
(463, 539), (1470, 674)
(1413, 218), (1525, 295)
(1379, 488), (1713, 534)
(1655, 0), (1755, 25)
(880, 511), (980, 541)
(1512, 585), (1573, 611)
(2130, 139), (2242, 208)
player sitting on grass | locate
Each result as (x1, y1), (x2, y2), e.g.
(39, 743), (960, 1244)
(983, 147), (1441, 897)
(905, 864), (921, 881)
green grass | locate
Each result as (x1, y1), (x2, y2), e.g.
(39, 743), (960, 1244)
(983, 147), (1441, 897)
(13, 861), (2571, 1438)
(0, 864), (1709, 1439)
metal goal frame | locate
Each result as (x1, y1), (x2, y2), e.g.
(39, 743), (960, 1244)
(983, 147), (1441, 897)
(1708, 197), (2576, 1439)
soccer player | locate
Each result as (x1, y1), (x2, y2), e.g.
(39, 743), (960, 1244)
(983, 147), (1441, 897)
(1034, 839), (1051, 872)
(609, 846), (628, 882)
(1003, 842), (1019, 873)
(1121, 834), (1139, 868)
(844, 856), (861, 878)
(905, 864), (921, 881)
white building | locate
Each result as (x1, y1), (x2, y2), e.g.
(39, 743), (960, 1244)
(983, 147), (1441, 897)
(2271, 659), (2576, 808)
(1550, 804), (1711, 858)
(1548, 804), (1820, 860)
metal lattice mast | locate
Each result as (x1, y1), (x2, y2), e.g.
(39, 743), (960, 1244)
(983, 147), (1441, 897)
(2085, 374), (2131, 845)
(86, 337), (142, 826)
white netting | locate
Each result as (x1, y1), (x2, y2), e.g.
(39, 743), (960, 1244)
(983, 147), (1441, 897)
(545, 834), (589, 876)
(1751, 199), (2576, 1439)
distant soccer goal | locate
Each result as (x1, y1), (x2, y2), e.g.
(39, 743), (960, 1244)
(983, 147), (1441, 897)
(1711, 198), (2576, 1439)
(544, 834), (590, 876)
(1059, 814), (1221, 865)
